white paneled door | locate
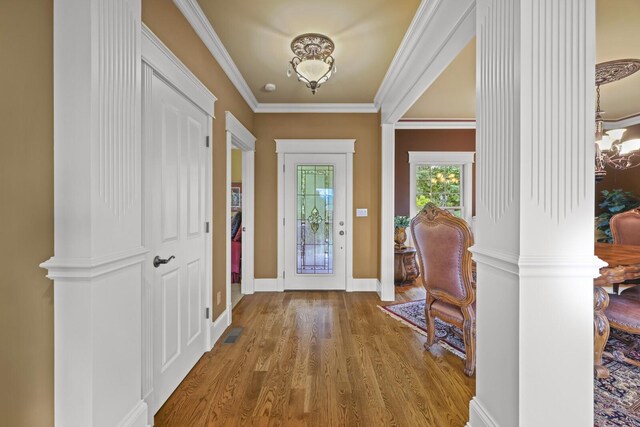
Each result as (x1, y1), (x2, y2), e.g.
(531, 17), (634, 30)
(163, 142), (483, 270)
(150, 75), (208, 412)
(284, 154), (347, 290)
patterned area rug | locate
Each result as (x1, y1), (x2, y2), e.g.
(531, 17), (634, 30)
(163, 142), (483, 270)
(380, 299), (640, 427)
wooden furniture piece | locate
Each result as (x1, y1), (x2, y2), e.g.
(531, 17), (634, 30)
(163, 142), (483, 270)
(394, 247), (420, 285)
(593, 243), (640, 378)
(610, 208), (640, 294)
(411, 203), (476, 376)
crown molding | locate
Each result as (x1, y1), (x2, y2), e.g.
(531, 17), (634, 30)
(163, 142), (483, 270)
(375, 0), (476, 124)
(173, 0), (258, 111)
(603, 112), (640, 129)
(396, 119), (476, 129)
(255, 103), (378, 114)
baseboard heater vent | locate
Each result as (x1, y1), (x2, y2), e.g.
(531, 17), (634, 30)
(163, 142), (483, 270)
(223, 327), (243, 344)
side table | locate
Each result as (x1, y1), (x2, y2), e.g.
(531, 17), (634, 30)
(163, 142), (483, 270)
(394, 247), (420, 285)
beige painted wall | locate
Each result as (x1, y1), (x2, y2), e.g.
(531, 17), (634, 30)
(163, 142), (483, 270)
(231, 149), (243, 183)
(0, 1), (54, 425)
(142, 0), (254, 318)
(253, 113), (381, 279)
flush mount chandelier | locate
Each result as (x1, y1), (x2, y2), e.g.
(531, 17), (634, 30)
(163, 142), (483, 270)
(287, 33), (336, 94)
(594, 59), (640, 181)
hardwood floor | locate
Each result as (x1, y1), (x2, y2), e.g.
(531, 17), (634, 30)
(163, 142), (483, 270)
(155, 286), (475, 426)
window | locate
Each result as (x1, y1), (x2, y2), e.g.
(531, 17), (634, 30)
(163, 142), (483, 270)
(409, 151), (474, 223)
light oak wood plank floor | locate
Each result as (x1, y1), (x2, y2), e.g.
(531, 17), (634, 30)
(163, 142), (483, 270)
(155, 286), (475, 426)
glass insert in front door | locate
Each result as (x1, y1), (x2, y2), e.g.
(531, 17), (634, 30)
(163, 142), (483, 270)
(297, 165), (334, 274)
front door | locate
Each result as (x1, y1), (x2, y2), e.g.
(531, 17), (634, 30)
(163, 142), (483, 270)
(149, 75), (208, 412)
(284, 154), (347, 290)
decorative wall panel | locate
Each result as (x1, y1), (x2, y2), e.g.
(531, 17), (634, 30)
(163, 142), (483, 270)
(98, 0), (140, 218)
(526, 0), (591, 222)
(477, 0), (518, 223)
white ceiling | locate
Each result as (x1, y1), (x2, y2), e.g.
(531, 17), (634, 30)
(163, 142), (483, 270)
(197, 0), (420, 103)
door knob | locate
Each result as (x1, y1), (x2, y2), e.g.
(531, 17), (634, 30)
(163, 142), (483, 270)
(153, 255), (175, 268)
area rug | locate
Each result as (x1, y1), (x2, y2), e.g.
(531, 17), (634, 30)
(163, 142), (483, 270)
(379, 299), (640, 427)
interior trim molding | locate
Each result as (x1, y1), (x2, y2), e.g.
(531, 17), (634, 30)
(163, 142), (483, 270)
(225, 111), (256, 151)
(396, 119), (476, 129)
(603, 112), (640, 129)
(518, 255), (606, 278)
(468, 245), (520, 276)
(255, 103), (378, 114)
(118, 400), (149, 427)
(467, 397), (498, 427)
(173, 0), (258, 110)
(40, 247), (149, 280)
(141, 24), (217, 116)
(376, 0), (476, 123)
(254, 278), (279, 292)
(349, 279), (380, 292)
(210, 308), (231, 350)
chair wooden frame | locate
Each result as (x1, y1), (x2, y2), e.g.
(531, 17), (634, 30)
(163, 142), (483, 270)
(410, 203), (476, 376)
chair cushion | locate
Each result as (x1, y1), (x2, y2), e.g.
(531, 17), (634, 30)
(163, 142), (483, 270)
(620, 285), (640, 300)
(432, 300), (475, 327)
(606, 294), (640, 333)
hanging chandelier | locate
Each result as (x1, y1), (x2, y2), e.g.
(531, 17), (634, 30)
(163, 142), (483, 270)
(594, 59), (640, 181)
(287, 33), (336, 94)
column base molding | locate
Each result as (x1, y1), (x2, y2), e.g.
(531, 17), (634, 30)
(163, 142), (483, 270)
(118, 400), (149, 427)
(467, 397), (499, 427)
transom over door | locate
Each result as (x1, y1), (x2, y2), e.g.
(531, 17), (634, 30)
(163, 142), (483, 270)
(284, 153), (347, 290)
(149, 75), (208, 412)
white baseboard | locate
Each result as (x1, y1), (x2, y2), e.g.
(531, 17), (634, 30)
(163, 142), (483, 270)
(118, 400), (149, 427)
(210, 308), (231, 349)
(349, 278), (380, 292)
(255, 278), (279, 292)
(468, 397), (498, 427)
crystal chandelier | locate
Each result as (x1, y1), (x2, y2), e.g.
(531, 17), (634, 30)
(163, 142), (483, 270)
(287, 33), (336, 94)
(594, 59), (640, 181)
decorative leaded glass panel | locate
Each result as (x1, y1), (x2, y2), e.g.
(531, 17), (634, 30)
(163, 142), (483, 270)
(297, 165), (334, 274)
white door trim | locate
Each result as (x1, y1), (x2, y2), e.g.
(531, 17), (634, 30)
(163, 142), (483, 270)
(141, 24), (215, 417)
(225, 112), (256, 321)
(275, 139), (355, 292)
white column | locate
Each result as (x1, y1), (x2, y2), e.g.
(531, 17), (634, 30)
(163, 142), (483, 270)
(42, 0), (148, 426)
(380, 123), (396, 301)
(470, 1), (600, 426)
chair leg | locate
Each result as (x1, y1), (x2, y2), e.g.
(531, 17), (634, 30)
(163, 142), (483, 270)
(462, 306), (476, 377)
(613, 283), (619, 295)
(424, 294), (436, 350)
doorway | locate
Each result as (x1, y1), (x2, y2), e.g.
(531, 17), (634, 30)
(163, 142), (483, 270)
(276, 140), (355, 291)
(225, 112), (256, 316)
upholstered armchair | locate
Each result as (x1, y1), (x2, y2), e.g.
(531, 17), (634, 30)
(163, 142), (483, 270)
(410, 203), (476, 376)
(611, 208), (640, 299)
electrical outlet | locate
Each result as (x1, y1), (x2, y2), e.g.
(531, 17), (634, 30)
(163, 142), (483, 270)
(216, 291), (221, 305)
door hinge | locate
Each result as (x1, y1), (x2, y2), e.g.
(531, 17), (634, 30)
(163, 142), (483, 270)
(205, 222), (210, 233)
(283, 271), (286, 279)
(283, 164), (285, 173)
(205, 307), (210, 319)
(205, 136), (210, 147)
(282, 217), (285, 226)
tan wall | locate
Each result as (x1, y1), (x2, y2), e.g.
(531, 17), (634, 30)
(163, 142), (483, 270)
(231, 149), (243, 183)
(0, 1), (54, 425)
(253, 113), (381, 279)
(395, 129), (477, 217)
(595, 123), (640, 214)
(142, 0), (254, 318)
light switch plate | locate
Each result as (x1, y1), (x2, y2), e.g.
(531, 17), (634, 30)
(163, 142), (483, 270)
(356, 208), (368, 217)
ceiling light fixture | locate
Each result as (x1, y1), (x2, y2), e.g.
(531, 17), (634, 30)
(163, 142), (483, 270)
(594, 59), (640, 181)
(287, 33), (336, 95)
